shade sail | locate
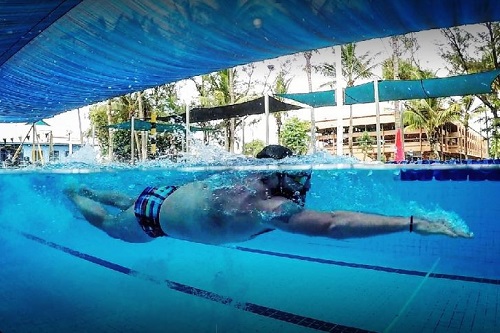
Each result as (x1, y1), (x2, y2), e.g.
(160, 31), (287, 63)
(278, 91), (336, 108)
(108, 119), (209, 132)
(279, 70), (500, 107)
(346, 70), (500, 104)
(159, 96), (302, 123)
(25, 120), (50, 126)
(0, 1), (82, 65)
(1, 0), (500, 123)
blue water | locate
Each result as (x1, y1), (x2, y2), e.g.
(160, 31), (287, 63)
(0, 159), (499, 333)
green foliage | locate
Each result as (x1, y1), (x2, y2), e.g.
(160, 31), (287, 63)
(490, 136), (500, 157)
(439, 23), (500, 150)
(382, 58), (435, 80)
(88, 104), (110, 156)
(280, 117), (310, 155)
(88, 83), (185, 160)
(449, 96), (487, 158)
(315, 43), (379, 155)
(191, 68), (258, 150)
(243, 139), (265, 157)
(403, 97), (461, 159)
(272, 67), (293, 142)
(381, 34), (430, 80)
(315, 43), (380, 88)
(356, 131), (374, 161)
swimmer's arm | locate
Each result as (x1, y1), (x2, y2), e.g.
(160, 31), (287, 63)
(267, 210), (472, 239)
(268, 210), (408, 238)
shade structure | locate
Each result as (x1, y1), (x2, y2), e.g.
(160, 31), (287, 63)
(278, 70), (500, 107)
(108, 119), (209, 132)
(346, 70), (500, 104)
(25, 120), (50, 126)
(159, 96), (302, 123)
(1, 0), (500, 123)
(278, 91), (336, 108)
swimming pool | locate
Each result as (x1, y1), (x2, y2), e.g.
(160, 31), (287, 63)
(0, 158), (498, 333)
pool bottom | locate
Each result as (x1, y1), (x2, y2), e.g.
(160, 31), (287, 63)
(18, 230), (368, 333)
(1, 227), (498, 333)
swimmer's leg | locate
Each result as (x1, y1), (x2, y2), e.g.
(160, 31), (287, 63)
(75, 186), (134, 210)
(65, 188), (153, 243)
(64, 188), (112, 229)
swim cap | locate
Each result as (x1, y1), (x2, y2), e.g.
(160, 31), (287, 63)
(256, 145), (293, 160)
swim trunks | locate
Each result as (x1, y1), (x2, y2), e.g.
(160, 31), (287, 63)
(134, 186), (178, 238)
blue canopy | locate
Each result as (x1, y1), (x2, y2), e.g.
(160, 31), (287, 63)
(1, 0), (500, 122)
(279, 70), (500, 107)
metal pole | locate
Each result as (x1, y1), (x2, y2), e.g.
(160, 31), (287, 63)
(31, 123), (36, 162)
(264, 93), (269, 145)
(150, 111), (157, 157)
(185, 104), (191, 154)
(334, 45), (344, 156)
(241, 118), (245, 154)
(229, 68), (235, 153)
(107, 100), (113, 162)
(392, 37), (405, 155)
(91, 124), (95, 147)
(374, 79), (381, 161)
(77, 108), (83, 144)
(138, 92), (147, 162)
(310, 107), (316, 153)
(130, 116), (135, 165)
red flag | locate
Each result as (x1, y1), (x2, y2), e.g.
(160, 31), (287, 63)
(395, 128), (404, 162)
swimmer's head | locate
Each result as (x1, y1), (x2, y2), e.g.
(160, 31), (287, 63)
(256, 145), (293, 160)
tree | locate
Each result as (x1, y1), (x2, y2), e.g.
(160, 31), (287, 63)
(280, 116), (310, 155)
(356, 131), (374, 161)
(243, 139), (265, 157)
(191, 66), (257, 152)
(439, 23), (500, 156)
(272, 61), (294, 143)
(382, 58), (435, 80)
(382, 33), (423, 80)
(449, 96), (486, 159)
(88, 83), (185, 161)
(490, 135), (500, 157)
(303, 50), (318, 152)
(315, 43), (379, 155)
(403, 97), (461, 160)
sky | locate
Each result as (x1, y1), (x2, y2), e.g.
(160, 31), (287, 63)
(231, 24), (489, 145)
(2, 24), (488, 148)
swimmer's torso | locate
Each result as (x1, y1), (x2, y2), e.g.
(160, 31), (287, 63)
(158, 173), (306, 244)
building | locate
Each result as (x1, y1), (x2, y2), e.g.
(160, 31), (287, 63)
(1, 123), (84, 167)
(316, 110), (488, 161)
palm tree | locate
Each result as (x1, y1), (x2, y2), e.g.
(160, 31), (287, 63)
(303, 51), (316, 152)
(193, 68), (258, 152)
(403, 98), (461, 160)
(273, 69), (293, 143)
(316, 43), (379, 155)
(449, 96), (486, 159)
(193, 69), (236, 151)
(356, 131), (374, 161)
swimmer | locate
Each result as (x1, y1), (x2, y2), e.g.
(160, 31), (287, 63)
(64, 145), (473, 244)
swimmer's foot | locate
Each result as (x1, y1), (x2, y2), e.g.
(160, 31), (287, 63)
(63, 183), (79, 197)
(413, 218), (474, 238)
(63, 184), (93, 198)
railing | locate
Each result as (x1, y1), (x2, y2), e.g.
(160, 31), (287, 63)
(318, 121), (489, 160)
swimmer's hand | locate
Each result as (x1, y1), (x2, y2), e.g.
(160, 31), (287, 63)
(413, 218), (474, 238)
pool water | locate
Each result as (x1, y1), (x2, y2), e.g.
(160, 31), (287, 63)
(0, 159), (498, 333)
